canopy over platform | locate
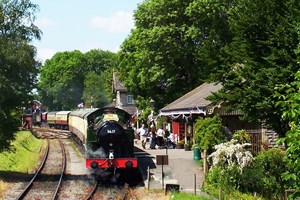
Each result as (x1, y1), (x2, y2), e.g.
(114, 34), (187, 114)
(159, 82), (222, 119)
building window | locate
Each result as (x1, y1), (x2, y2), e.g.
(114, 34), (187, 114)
(127, 95), (134, 104)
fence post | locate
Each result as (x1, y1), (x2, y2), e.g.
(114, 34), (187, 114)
(203, 150), (208, 174)
(194, 173), (196, 195)
(147, 166), (150, 190)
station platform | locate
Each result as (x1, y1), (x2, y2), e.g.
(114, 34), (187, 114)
(134, 140), (207, 195)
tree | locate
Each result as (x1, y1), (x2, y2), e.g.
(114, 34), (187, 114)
(38, 49), (117, 110)
(119, 0), (224, 110)
(38, 51), (87, 110)
(275, 71), (300, 194)
(82, 71), (110, 108)
(85, 49), (117, 74)
(0, 0), (41, 151)
(209, 0), (300, 136)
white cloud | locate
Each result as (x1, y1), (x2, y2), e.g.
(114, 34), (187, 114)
(37, 48), (56, 63)
(90, 11), (134, 33)
(36, 17), (58, 28)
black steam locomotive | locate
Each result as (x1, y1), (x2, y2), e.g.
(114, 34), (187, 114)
(68, 106), (137, 182)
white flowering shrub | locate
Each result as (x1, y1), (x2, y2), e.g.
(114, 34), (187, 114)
(205, 141), (287, 198)
(208, 139), (253, 172)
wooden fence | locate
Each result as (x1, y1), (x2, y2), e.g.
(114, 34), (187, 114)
(246, 129), (262, 154)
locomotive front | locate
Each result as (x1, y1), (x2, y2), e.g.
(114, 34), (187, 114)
(85, 108), (137, 182)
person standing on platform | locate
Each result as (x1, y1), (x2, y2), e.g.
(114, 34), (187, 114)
(149, 124), (157, 149)
(156, 125), (165, 148)
(138, 124), (148, 149)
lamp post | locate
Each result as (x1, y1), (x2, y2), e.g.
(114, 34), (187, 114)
(149, 99), (155, 124)
(135, 100), (139, 130)
(150, 99), (155, 111)
(90, 96), (93, 108)
(150, 99), (155, 114)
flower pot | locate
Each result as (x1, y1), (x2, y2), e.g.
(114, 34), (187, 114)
(176, 143), (184, 149)
(184, 145), (191, 151)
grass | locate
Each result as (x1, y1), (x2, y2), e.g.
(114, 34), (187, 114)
(171, 192), (214, 200)
(202, 183), (264, 200)
(0, 130), (44, 174)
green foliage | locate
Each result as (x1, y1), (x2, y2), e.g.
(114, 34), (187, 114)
(85, 49), (117, 74)
(194, 115), (227, 153)
(281, 126), (300, 198)
(240, 148), (287, 199)
(0, 0), (42, 42)
(155, 116), (169, 128)
(205, 148), (287, 199)
(38, 49), (117, 110)
(275, 71), (300, 196)
(233, 129), (251, 144)
(119, 0), (222, 110)
(0, 110), (19, 151)
(203, 183), (263, 200)
(82, 71), (109, 108)
(209, 0), (300, 136)
(205, 165), (244, 193)
(0, 0), (41, 151)
(38, 50), (86, 110)
(119, 0), (300, 139)
(177, 140), (184, 145)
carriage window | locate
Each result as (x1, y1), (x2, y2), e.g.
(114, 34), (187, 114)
(127, 95), (134, 104)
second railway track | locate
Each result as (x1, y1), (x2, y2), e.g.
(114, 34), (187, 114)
(17, 138), (66, 200)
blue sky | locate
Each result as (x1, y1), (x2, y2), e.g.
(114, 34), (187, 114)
(31, 0), (144, 63)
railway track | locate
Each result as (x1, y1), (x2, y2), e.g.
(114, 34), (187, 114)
(84, 182), (129, 200)
(33, 127), (71, 139)
(16, 138), (66, 200)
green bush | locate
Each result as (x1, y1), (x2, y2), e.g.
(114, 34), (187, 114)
(205, 165), (242, 191)
(194, 115), (227, 153)
(204, 148), (287, 199)
(240, 148), (287, 199)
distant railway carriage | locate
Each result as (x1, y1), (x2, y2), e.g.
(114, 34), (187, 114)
(41, 112), (48, 124)
(55, 111), (70, 129)
(47, 111), (57, 128)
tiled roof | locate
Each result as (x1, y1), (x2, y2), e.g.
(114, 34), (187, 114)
(160, 82), (222, 112)
(104, 103), (137, 116)
(113, 72), (127, 92)
(118, 105), (137, 116)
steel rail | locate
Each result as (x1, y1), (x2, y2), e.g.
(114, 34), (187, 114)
(83, 181), (98, 200)
(121, 183), (129, 200)
(51, 139), (66, 200)
(16, 139), (50, 200)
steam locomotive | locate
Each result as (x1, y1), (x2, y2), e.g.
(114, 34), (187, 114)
(42, 106), (138, 182)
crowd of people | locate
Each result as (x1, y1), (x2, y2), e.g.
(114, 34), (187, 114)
(135, 123), (176, 149)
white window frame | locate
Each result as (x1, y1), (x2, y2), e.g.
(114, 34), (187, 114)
(127, 95), (134, 104)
